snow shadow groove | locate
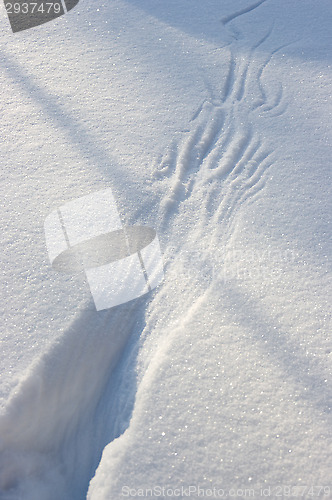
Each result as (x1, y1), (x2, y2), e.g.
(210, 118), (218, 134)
(0, 297), (148, 499)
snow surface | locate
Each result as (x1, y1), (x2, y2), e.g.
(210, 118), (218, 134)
(0, 0), (331, 499)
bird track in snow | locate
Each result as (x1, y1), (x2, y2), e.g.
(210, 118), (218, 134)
(155, 23), (297, 245)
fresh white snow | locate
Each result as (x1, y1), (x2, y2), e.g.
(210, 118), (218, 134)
(0, 0), (331, 499)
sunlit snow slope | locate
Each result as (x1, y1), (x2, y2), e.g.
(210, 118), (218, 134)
(0, 1), (331, 499)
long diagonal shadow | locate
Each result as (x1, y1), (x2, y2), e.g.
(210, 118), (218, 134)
(223, 280), (332, 421)
(0, 49), (128, 195)
(0, 48), (164, 225)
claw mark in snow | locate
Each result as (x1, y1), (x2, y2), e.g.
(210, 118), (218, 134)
(221, 0), (268, 27)
(156, 12), (289, 247)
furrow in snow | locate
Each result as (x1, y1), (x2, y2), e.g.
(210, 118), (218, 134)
(0, 299), (147, 499)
